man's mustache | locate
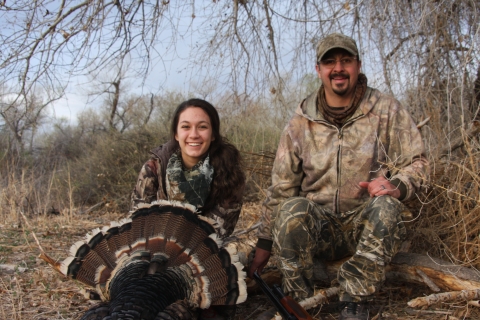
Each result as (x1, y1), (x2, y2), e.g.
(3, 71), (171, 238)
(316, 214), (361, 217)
(330, 72), (349, 79)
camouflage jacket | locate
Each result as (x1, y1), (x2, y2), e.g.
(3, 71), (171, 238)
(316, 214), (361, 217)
(257, 87), (429, 242)
(131, 140), (244, 238)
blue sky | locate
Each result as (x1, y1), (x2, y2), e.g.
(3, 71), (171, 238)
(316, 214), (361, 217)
(49, 10), (204, 122)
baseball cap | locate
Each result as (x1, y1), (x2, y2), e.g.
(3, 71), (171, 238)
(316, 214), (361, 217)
(316, 33), (359, 63)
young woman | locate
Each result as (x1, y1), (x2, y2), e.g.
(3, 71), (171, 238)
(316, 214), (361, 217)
(131, 98), (245, 240)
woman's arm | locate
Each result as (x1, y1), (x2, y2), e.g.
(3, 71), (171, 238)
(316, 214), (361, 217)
(209, 200), (243, 238)
(130, 159), (161, 212)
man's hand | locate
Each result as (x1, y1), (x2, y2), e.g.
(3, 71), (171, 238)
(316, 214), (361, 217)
(248, 247), (271, 278)
(359, 176), (401, 199)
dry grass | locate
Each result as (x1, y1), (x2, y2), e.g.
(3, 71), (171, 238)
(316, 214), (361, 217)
(1, 199), (480, 319)
(0, 204), (268, 320)
(0, 210), (126, 320)
(2, 144), (480, 319)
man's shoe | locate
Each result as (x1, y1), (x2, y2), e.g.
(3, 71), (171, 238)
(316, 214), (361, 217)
(256, 307), (277, 320)
(339, 301), (369, 320)
(199, 305), (236, 320)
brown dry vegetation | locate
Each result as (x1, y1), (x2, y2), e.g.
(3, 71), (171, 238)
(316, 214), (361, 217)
(2, 143), (480, 319)
(1, 1), (480, 319)
(1, 73), (480, 318)
(2, 199), (480, 320)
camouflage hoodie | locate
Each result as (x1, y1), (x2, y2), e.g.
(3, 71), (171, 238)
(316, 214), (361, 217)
(131, 140), (244, 238)
(257, 87), (429, 242)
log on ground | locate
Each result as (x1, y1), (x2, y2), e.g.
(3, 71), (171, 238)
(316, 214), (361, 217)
(246, 252), (480, 293)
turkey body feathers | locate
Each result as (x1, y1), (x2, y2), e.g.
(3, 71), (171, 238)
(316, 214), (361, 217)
(59, 201), (247, 320)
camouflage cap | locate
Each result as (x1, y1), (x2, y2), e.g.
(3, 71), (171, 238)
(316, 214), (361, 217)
(316, 33), (359, 63)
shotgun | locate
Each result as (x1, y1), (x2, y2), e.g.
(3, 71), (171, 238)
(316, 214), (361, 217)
(253, 271), (313, 320)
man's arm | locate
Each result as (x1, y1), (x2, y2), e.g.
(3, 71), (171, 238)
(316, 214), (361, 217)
(249, 127), (303, 277)
(361, 102), (429, 200)
(386, 105), (429, 200)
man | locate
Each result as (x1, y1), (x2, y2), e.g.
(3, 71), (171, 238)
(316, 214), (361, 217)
(248, 33), (429, 320)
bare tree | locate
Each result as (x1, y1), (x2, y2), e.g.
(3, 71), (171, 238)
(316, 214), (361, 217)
(0, 88), (53, 154)
(0, 0), (192, 143)
(1, 0), (479, 152)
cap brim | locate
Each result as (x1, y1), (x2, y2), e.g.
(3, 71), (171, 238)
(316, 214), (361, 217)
(318, 46), (358, 62)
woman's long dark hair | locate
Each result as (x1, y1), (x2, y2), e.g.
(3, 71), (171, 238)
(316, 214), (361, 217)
(170, 99), (245, 210)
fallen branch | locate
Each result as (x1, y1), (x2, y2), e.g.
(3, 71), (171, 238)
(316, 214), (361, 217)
(408, 289), (480, 308)
(299, 287), (340, 310)
(468, 300), (480, 307)
(246, 252), (480, 295)
(269, 287), (340, 320)
(388, 252), (480, 291)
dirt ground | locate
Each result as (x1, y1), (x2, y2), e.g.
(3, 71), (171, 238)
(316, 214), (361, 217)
(1, 203), (479, 320)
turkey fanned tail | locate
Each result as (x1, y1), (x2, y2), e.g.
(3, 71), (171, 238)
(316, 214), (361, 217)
(58, 201), (247, 320)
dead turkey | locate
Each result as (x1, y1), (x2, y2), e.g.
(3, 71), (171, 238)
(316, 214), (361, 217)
(48, 200), (247, 320)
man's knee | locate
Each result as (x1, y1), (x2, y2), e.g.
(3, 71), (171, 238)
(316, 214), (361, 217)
(272, 197), (316, 253)
(277, 197), (313, 216)
(364, 195), (408, 221)
(359, 195), (407, 256)
(273, 197), (314, 229)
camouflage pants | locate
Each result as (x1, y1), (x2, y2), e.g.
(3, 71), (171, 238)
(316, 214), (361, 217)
(272, 196), (408, 302)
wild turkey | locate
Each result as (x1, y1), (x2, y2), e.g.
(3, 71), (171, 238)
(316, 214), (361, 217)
(46, 200), (247, 320)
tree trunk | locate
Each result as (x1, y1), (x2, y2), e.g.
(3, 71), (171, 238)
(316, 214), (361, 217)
(246, 252), (480, 293)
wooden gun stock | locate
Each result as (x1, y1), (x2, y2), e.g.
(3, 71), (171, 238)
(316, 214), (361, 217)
(253, 271), (313, 320)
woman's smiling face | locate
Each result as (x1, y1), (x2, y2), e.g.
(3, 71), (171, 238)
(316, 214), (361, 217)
(175, 106), (214, 169)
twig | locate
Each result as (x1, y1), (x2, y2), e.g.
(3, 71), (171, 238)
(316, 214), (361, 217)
(406, 308), (453, 316)
(18, 209), (65, 275)
(379, 161), (479, 203)
(268, 287), (340, 319)
(439, 120), (480, 158)
(18, 210), (45, 253)
(223, 222), (262, 245)
(416, 116), (431, 129)
(78, 201), (105, 215)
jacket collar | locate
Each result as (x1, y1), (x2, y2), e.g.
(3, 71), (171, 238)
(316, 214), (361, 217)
(296, 86), (374, 122)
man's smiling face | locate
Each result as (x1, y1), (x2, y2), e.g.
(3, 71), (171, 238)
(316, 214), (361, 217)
(315, 48), (362, 101)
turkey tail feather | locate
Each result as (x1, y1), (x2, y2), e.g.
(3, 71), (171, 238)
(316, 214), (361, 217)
(60, 200), (247, 317)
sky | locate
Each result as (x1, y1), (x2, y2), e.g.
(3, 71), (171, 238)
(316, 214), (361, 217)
(45, 2), (215, 124)
(49, 26), (197, 123)
(5, 0), (417, 125)
(42, 1), (326, 124)
(50, 56), (191, 122)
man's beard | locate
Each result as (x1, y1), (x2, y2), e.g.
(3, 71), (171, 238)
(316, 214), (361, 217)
(330, 72), (350, 96)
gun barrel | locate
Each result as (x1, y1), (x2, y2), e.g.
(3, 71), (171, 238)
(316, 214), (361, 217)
(272, 282), (314, 320)
(253, 271), (297, 320)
